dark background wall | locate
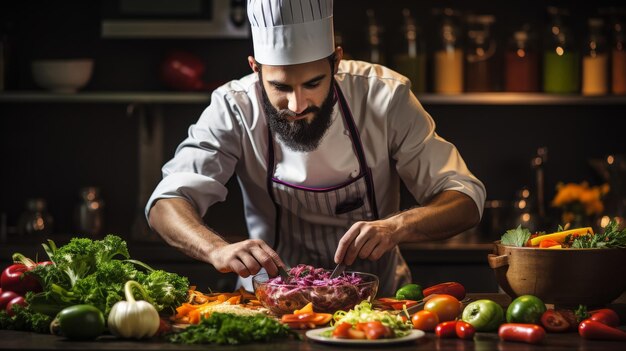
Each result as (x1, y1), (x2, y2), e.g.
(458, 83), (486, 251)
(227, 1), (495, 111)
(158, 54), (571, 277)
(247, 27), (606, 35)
(1, 0), (625, 244)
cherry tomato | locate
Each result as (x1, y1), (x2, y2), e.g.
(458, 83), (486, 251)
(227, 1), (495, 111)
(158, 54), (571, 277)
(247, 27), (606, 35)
(588, 309), (620, 327)
(455, 321), (476, 339)
(435, 321), (458, 338)
(411, 310), (439, 331)
(6, 296), (26, 317)
(423, 282), (466, 300)
(0, 290), (20, 310)
(332, 322), (352, 338)
(498, 323), (546, 344)
(424, 294), (463, 322)
(540, 310), (570, 332)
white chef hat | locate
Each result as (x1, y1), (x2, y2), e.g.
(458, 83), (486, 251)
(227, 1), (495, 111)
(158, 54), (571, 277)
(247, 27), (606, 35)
(247, 0), (335, 65)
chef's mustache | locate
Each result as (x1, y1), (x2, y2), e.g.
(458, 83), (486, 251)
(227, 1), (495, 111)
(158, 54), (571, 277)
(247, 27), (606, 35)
(278, 106), (320, 120)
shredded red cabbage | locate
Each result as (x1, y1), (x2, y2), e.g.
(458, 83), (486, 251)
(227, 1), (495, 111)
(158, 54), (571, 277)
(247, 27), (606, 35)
(254, 264), (378, 315)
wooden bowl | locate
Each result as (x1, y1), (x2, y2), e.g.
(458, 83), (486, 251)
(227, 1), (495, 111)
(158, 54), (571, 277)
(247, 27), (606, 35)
(488, 242), (626, 307)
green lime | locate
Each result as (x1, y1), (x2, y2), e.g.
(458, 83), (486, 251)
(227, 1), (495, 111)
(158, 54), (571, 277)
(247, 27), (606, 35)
(395, 283), (423, 301)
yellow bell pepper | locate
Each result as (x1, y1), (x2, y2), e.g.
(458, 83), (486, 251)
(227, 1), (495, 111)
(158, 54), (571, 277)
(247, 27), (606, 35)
(529, 227), (593, 247)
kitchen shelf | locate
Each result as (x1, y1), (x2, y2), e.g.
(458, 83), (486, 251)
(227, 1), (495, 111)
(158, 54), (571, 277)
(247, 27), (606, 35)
(2, 91), (626, 105)
(416, 93), (626, 105)
(0, 91), (211, 104)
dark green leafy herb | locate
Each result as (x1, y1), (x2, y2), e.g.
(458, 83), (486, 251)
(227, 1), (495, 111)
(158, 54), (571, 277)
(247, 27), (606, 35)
(169, 312), (298, 345)
(500, 225), (532, 247)
(0, 304), (52, 333)
(569, 219), (626, 248)
(25, 235), (188, 318)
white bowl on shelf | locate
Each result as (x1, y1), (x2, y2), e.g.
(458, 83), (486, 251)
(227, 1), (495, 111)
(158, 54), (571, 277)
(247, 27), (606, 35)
(31, 59), (94, 93)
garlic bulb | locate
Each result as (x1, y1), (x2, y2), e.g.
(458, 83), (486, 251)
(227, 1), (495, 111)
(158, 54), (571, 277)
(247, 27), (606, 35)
(108, 280), (160, 339)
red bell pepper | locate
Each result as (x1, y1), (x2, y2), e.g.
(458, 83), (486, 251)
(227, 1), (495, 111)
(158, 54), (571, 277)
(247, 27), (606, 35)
(423, 282), (466, 300)
(579, 319), (626, 341)
(0, 253), (49, 295)
(377, 297), (418, 310)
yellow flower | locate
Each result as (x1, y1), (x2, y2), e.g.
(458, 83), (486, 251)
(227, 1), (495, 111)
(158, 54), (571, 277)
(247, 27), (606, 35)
(551, 181), (607, 215)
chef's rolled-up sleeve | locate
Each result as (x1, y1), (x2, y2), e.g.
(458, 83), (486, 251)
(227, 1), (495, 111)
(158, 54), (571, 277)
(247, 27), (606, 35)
(387, 84), (486, 217)
(145, 88), (244, 219)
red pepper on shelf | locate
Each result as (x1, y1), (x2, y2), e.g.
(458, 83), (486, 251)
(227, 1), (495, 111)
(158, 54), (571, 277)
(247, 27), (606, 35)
(579, 319), (626, 341)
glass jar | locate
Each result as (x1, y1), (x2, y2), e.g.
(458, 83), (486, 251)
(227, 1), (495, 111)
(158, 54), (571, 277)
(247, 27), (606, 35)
(611, 16), (626, 95)
(465, 14), (497, 92)
(393, 8), (426, 93)
(365, 9), (385, 65)
(74, 186), (104, 237)
(582, 18), (609, 96)
(597, 155), (626, 230)
(543, 7), (580, 94)
(432, 8), (464, 94)
(504, 27), (540, 92)
(18, 198), (54, 237)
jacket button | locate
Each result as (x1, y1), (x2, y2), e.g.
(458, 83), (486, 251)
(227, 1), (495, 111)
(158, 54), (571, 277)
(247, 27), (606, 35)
(350, 170), (359, 178)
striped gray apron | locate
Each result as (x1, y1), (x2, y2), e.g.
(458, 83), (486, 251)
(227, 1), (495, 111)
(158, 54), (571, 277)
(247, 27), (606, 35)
(266, 82), (411, 297)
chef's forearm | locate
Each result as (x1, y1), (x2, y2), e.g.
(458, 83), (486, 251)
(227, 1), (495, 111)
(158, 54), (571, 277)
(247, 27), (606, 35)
(148, 197), (229, 265)
(391, 190), (481, 242)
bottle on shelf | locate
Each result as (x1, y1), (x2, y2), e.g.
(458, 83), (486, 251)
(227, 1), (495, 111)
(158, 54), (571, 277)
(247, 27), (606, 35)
(599, 155), (626, 230)
(504, 26), (540, 92)
(74, 186), (105, 238)
(432, 8), (464, 94)
(543, 6), (580, 94)
(17, 198), (54, 238)
(611, 14), (626, 95)
(393, 8), (426, 93)
(465, 14), (498, 92)
(365, 9), (385, 65)
(582, 18), (609, 96)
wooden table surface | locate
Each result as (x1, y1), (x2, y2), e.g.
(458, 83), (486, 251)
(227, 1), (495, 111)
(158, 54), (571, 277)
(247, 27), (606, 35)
(1, 293), (625, 351)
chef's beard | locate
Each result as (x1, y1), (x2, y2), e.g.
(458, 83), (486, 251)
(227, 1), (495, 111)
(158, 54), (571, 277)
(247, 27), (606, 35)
(261, 80), (336, 152)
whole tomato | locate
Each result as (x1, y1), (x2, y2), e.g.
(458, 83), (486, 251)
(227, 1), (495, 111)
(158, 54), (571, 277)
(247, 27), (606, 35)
(461, 299), (504, 332)
(506, 295), (546, 324)
(435, 321), (458, 338)
(455, 321), (476, 339)
(424, 294), (463, 322)
(411, 310), (439, 331)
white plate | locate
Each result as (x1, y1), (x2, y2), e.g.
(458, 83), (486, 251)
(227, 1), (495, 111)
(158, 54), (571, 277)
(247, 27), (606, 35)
(305, 327), (425, 345)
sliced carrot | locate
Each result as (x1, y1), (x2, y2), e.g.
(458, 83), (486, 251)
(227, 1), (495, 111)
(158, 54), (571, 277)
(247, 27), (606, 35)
(188, 309), (201, 324)
(294, 302), (314, 315)
(311, 313), (333, 325)
(539, 239), (561, 248)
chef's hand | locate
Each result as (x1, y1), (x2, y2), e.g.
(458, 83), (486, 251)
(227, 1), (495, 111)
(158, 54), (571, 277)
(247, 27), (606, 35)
(334, 219), (400, 265)
(209, 239), (286, 278)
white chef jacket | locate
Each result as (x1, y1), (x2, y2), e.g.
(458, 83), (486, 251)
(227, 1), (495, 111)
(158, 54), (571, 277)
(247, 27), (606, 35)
(146, 60), (486, 290)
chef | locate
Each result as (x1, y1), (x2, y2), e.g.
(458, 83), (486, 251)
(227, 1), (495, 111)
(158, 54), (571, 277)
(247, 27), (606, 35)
(146, 0), (486, 296)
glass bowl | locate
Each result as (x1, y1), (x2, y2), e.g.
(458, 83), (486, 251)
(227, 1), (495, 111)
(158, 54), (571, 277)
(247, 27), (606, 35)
(252, 271), (379, 315)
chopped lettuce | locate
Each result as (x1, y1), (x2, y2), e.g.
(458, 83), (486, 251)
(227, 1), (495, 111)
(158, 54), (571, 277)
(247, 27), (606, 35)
(323, 300), (412, 338)
(500, 225), (531, 247)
